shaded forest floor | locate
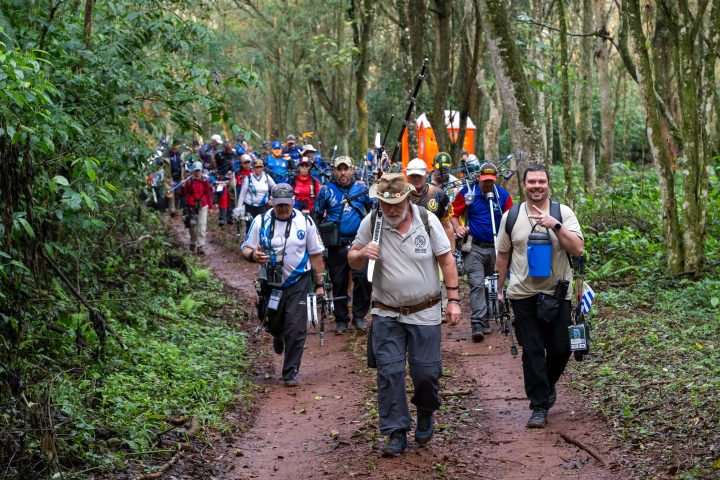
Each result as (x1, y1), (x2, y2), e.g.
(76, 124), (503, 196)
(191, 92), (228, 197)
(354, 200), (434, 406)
(164, 213), (631, 480)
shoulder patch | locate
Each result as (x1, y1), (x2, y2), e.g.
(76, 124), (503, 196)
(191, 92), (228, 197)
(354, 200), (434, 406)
(427, 198), (439, 212)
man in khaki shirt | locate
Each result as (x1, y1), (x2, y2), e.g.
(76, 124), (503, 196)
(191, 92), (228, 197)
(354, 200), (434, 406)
(495, 164), (584, 429)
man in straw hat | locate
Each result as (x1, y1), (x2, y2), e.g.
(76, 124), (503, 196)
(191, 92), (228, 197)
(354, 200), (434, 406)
(348, 173), (461, 457)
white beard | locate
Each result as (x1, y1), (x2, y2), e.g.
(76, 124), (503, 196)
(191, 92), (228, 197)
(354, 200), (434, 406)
(384, 203), (409, 228)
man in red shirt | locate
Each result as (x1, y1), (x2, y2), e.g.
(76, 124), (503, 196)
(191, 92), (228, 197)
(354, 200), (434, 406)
(181, 162), (213, 254)
(292, 158), (321, 212)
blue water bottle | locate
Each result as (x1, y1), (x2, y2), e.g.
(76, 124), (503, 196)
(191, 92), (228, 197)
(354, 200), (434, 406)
(527, 231), (552, 277)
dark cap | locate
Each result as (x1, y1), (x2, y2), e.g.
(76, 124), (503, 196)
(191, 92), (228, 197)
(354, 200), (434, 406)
(272, 183), (295, 205)
(479, 163), (498, 181)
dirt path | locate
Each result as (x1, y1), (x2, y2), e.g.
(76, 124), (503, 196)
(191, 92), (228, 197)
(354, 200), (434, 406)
(171, 213), (629, 480)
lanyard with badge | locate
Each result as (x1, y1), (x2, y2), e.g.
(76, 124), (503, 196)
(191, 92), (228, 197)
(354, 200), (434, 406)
(262, 212), (293, 309)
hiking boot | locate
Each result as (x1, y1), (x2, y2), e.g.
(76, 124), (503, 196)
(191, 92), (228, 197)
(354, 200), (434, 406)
(272, 336), (284, 355)
(481, 318), (493, 335)
(381, 431), (407, 457)
(196, 247), (205, 255)
(353, 318), (368, 332)
(415, 411), (435, 445)
(335, 322), (348, 335)
(471, 324), (484, 342)
(283, 376), (299, 387)
(548, 386), (557, 410)
(527, 408), (548, 429)
(189, 244), (196, 252)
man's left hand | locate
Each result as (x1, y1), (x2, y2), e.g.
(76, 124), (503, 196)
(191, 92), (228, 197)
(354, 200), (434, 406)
(445, 302), (461, 326)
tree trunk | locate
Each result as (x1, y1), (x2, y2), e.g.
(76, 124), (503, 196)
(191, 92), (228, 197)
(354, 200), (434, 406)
(479, 0), (545, 173)
(83, 0), (94, 48)
(428, 0), (452, 155)
(579, 0), (596, 192)
(397, 0), (418, 159)
(594, 0), (614, 177)
(351, 0), (375, 158)
(558, 0), (574, 206)
(626, 0), (684, 273)
(480, 66), (503, 160)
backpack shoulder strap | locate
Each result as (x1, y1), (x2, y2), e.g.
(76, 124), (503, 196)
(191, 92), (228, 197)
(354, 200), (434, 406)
(505, 202), (522, 236)
(549, 200), (563, 223)
(418, 205), (431, 238)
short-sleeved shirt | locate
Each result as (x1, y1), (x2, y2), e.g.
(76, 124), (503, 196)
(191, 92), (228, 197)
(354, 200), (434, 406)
(496, 202), (583, 301)
(354, 203), (452, 325)
(242, 209), (324, 287)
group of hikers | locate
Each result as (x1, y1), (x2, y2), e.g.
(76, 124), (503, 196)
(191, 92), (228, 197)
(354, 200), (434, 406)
(149, 134), (585, 458)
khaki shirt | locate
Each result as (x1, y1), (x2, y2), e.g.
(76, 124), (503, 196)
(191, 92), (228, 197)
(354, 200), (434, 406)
(496, 202), (583, 300)
(354, 203), (451, 325)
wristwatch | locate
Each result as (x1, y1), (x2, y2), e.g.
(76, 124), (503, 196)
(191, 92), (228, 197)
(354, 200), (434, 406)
(553, 222), (562, 231)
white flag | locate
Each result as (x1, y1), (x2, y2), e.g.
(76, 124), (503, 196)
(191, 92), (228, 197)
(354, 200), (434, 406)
(581, 282), (595, 315)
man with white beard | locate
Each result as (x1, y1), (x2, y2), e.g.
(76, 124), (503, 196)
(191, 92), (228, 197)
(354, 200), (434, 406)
(348, 173), (461, 457)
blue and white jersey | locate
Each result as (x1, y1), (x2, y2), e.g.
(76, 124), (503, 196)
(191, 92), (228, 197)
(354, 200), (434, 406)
(242, 209), (324, 287)
(266, 155), (290, 183)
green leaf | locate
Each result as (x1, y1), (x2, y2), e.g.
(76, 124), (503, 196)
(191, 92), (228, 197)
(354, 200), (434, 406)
(52, 175), (69, 186)
(17, 218), (35, 238)
(711, 297), (719, 308)
(80, 192), (97, 211)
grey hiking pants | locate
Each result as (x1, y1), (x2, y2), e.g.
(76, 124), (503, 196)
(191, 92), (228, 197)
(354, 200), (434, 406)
(371, 315), (442, 435)
(463, 242), (496, 326)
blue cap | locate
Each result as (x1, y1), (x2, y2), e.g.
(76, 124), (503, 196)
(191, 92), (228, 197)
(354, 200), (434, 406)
(235, 145), (246, 155)
(271, 141), (282, 149)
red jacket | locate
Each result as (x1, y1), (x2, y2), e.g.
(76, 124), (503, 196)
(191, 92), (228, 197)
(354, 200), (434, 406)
(292, 174), (320, 211)
(181, 177), (213, 209)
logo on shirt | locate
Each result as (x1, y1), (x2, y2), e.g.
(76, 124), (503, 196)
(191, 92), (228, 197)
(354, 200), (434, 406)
(427, 198), (439, 212)
(414, 234), (427, 253)
(297, 230), (306, 240)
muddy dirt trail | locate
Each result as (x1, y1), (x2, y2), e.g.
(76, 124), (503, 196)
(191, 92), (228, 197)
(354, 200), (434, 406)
(171, 214), (630, 480)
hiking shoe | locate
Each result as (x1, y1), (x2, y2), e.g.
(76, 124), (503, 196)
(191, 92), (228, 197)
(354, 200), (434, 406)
(353, 318), (368, 332)
(548, 386), (557, 410)
(196, 247), (205, 255)
(471, 324), (484, 342)
(335, 322), (348, 335)
(272, 336), (284, 355)
(189, 244), (196, 252)
(415, 411), (435, 445)
(381, 431), (407, 457)
(283, 376), (299, 387)
(527, 408), (548, 429)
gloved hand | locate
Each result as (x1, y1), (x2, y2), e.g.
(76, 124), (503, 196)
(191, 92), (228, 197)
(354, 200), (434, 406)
(232, 205), (245, 220)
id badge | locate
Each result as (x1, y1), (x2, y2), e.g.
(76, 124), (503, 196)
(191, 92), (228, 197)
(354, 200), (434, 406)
(268, 289), (282, 311)
(568, 324), (587, 351)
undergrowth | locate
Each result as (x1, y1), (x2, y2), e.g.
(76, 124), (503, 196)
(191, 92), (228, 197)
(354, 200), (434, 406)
(0, 215), (253, 479)
(566, 276), (720, 479)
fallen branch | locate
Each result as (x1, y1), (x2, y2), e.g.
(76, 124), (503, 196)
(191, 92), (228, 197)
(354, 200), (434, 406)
(135, 417), (199, 480)
(555, 431), (609, 467)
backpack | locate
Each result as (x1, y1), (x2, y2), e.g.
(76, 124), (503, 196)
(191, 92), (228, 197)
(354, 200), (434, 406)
(505, 201), (562, 236)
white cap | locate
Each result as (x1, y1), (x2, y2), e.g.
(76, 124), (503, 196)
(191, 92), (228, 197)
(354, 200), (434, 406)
(192, 161), (203, 172)
(406, 158), (428, 176)
(210, 134), (223, 143)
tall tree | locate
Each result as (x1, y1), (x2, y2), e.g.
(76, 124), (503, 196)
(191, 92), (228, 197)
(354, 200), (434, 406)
(479, 0), (545, 172)
(557, 0), (574, 204)
(594, 0), (615, 177)
(350, 0), (376, 157)
(578, 0), (596, 192)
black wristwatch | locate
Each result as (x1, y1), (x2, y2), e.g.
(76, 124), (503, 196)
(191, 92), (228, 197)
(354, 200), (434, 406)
(553, 222), (562, 231)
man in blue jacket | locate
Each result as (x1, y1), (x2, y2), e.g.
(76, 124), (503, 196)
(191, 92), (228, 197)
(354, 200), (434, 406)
(451, 162), (513, 341)
(266, 140), (290, 184)
(313, 156), (373, 334)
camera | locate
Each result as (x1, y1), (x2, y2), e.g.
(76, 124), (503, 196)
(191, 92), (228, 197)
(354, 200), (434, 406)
(266, 265), (283, 285)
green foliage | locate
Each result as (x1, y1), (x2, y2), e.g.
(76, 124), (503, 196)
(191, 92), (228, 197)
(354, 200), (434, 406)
(567, 276), (720, 478)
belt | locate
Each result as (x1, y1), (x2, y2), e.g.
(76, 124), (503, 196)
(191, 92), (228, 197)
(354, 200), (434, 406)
(472, 239), (495, 248)
(373, 296), (441, 315)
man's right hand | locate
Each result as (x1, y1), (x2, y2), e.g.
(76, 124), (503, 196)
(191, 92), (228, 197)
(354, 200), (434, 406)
(455, 225), (469, 237)
(362, 242), (381, 261)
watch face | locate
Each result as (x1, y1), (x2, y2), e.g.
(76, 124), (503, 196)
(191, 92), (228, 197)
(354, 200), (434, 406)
(554, 222), (562, 231)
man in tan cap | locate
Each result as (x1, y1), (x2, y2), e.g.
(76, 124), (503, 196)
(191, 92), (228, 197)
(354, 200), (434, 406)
(348, 173), (461, 457)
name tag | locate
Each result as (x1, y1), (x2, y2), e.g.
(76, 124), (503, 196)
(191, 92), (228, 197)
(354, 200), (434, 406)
(268, 289), (282, 311)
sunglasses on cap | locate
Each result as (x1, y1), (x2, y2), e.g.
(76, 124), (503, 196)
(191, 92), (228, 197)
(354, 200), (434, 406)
(274, 186), (294, 196)
(481, 167), (497, 175)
